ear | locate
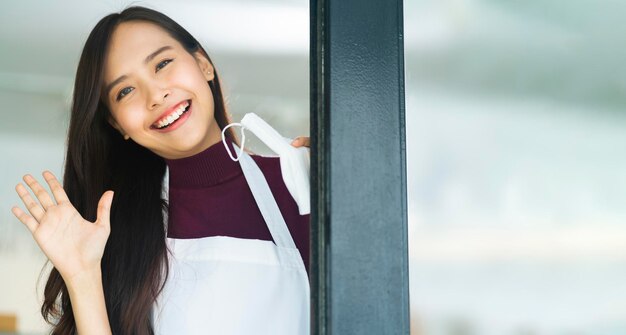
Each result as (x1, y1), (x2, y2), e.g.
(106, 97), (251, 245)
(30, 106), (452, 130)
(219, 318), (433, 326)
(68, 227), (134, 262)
(107, 115), (121, 132)
(107, 115), (130, 140)
(193, 50), (215, 82)
(107, 115), (128, 139)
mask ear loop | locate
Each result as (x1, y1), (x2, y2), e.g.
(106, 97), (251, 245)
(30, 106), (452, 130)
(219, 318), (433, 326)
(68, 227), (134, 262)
(222, 123), (246, 161)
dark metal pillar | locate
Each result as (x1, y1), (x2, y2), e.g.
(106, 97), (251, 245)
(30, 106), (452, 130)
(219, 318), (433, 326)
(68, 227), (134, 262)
(310, 0), (409, 333)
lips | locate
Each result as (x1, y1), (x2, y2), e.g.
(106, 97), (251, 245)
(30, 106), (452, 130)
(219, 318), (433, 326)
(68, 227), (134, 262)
(151, 100), (191, 129)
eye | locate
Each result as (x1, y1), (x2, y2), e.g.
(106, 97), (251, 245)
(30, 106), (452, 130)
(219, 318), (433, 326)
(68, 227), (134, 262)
(113, 59), (173, 102)
(116, 87), (133, 101)
(156, 59), (173, 72)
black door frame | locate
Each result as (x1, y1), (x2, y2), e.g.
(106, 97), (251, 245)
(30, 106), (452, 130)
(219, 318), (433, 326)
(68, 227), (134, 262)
(310, 0), (410, 333)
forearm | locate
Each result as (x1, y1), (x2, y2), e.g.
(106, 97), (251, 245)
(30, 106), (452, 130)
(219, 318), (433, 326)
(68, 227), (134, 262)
(65, 268), (112, 335)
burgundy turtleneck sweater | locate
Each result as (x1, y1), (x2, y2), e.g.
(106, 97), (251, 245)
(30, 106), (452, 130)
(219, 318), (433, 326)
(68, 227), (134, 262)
(164, 137), (310, 275)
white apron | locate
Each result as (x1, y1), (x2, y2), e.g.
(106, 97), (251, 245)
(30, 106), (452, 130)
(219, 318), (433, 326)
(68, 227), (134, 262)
(152, 144), (310, 334)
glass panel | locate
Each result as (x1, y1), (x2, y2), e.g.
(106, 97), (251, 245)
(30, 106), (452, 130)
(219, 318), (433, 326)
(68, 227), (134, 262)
(405, 1), (626, 334)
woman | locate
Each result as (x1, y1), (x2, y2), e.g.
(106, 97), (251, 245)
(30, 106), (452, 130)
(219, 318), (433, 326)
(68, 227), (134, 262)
(11, 6), (310, 335)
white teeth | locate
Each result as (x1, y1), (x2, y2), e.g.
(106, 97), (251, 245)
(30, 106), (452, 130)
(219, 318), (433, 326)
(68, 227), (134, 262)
(156, 102), (189, 129)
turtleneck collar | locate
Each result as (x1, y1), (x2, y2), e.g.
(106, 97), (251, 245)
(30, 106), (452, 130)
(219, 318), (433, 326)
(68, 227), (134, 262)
(165, 136), (242, 188)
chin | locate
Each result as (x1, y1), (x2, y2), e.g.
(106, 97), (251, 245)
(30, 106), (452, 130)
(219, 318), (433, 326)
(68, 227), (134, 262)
(176, 133), (216, 153)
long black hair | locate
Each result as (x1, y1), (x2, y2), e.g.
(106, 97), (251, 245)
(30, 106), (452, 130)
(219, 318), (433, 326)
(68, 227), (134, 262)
(40, 6), (238, 334)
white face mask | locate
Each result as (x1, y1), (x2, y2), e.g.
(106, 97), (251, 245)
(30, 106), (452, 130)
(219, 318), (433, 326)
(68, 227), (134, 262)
(221, 113), (311, 215)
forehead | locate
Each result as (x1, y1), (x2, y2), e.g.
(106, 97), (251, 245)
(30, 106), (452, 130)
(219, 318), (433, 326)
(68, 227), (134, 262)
(104, 21), (181, 78)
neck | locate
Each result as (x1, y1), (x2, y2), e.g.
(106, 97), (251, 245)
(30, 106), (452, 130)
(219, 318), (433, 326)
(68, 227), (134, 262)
(164, 135), (242, 188)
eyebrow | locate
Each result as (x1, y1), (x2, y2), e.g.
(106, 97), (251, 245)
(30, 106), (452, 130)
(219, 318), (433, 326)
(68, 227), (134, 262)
(104, 45), (174, 100)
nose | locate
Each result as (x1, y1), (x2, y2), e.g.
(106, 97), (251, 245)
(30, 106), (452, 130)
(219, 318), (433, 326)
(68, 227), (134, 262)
(148, 84), (170, 110)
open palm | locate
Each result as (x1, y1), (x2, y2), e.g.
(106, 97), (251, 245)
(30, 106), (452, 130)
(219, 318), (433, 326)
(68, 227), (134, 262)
(11, 171), (114, 282)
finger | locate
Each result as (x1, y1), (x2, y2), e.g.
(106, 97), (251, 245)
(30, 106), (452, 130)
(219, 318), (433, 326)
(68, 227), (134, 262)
(11, 206), (38, 234)
(23, 174), (56, 210)
(291, 136), (310, 148)
(42, 171), (70, 204)
(95, 191), (114, 228)
(15, 183), (46, 222)
(291, 137), (305, 147)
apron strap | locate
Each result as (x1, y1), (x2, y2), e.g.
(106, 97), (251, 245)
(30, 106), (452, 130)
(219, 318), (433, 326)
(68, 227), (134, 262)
(234, 144), (298, 250)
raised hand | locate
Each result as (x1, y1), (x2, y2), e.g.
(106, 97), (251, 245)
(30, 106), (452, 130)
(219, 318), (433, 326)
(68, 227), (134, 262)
(11, 171), (114, 283)
(290, 136), (310, 148)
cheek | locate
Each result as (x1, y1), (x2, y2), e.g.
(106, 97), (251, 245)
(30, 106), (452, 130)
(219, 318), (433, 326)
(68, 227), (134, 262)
(116, 108), (148, 132)
(170, 64), (209, 90)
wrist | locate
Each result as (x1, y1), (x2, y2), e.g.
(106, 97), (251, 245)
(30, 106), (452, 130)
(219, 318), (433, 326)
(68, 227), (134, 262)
(62, 265), (112, 335)
(64, 266), (103, 294)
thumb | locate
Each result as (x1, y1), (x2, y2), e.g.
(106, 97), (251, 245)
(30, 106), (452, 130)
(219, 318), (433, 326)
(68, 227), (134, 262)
(96, 190), (114, 228)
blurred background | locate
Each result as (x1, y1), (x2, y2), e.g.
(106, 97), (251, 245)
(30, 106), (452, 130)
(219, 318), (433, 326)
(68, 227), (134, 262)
(405, 0), (626, 334)
(1, 0), (625, 334)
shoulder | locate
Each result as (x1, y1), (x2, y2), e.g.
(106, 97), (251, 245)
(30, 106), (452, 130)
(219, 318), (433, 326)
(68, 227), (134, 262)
(246, 152), (308, 217)
(248, 154), (304, 218)
(249, 154), (283, 181)
(248, 154), (290, 201)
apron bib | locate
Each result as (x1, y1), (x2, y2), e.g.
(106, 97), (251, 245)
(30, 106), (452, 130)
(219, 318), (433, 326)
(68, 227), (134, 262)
(152, 144), (310, 334)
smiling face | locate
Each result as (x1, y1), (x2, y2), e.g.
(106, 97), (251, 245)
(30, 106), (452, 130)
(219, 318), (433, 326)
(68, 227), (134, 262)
(102, 20), (223, 159)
